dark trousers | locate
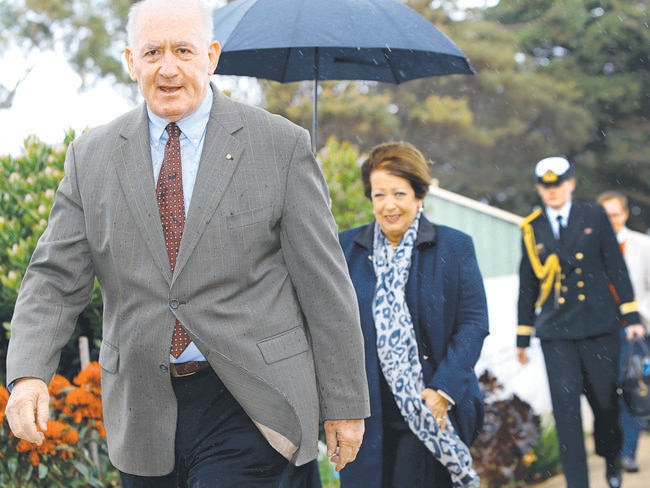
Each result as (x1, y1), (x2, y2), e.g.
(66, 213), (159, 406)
(120, 368), (288, 488)
(541, 333), (622, 488)
(381, 419), (452, 488)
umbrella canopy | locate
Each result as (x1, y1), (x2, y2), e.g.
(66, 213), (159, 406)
(213, 0), (475, 149)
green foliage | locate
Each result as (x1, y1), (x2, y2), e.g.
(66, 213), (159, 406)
(0, 134), (104, 385)
(519, 413), (561, 483)
(318, 137), (374, 232)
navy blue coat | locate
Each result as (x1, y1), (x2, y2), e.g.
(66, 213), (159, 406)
(517, 202), (641, 346)
(338, 217), (489, 488)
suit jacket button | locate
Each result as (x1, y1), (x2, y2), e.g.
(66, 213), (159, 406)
(169, 299), (180, 309)
(160, 364), (169, 373)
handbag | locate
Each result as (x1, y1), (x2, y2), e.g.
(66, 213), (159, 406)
(620, 338), (650, 419)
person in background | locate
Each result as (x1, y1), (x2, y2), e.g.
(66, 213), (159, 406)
(597, 190), (650, 473)
(338, 141), (489, 488)
(517, 156), (645, 488)
(4, 0), (370, 486)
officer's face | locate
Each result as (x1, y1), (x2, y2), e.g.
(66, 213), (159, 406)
(536, 178), (575, 210)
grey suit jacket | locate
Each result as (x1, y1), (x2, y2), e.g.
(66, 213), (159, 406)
(7, 86), (370, 476)
(623, 228), (650, 325)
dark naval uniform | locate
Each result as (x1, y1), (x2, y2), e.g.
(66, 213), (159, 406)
(517, 202), (641, 488)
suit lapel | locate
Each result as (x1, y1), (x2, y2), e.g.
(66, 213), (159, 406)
(174, 90), (245, 277)
(114, 106), (173, 282)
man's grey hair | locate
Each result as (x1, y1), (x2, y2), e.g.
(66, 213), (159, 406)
(126, 0), (214, 48)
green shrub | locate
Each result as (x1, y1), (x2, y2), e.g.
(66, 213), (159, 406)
(318, 136), (374, 232)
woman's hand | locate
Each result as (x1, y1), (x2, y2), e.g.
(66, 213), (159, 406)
(420, 388), (448, 430)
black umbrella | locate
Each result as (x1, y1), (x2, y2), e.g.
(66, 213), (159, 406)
(213, 0), (475, 150)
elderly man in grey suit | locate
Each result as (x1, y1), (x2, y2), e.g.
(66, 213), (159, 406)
(4, 0), (370, 486)
(598, 190), (650, 473)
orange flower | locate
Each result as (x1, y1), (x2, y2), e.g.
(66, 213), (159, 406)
(49, 374), (72, 414)
(73, 361), (102, 396)
(66, 361), (103, 425)
(95, 420), (106, 438)
(0, 385), (9, 425)
(14, 419), (79, 467)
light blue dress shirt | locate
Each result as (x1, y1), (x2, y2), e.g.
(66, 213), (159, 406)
(546, 202), (572, 240)
(148, 90), (213, 363)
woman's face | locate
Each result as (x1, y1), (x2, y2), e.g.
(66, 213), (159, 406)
(370, 168), (423, 247)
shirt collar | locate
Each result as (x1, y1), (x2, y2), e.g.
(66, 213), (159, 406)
(147, 89), (213, 148)
(546, 201), (572, 223)
(617, 226), (630, 243)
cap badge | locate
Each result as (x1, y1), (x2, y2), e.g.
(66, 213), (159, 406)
(542, 170), (558, 183)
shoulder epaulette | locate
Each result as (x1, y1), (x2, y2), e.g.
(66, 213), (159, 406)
(519, 208), (543, 229)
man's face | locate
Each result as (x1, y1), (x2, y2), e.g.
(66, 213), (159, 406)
(124, 1), (221, 122)
(601, 198), (628, 234)
(536, 178), (575, 210)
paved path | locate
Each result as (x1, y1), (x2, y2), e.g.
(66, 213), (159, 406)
(534, 430), (650, 488)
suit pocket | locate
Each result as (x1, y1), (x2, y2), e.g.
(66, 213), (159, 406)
(257, 326), (309, 364)
(226, 205), (273, 229)
(99, 341), (119, 374)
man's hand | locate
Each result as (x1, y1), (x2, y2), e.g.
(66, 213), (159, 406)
(517, 347), (529, 365)
(420, 388), (448, 430)
(625, 324), (646, 341)
(323, 418), (364, 472)
(5, 378), (50, 446)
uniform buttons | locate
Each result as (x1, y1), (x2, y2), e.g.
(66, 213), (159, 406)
(578, 294), (586, 301)
(575, 252), (584, 260)
(576, 268), (582, 275)
(562, 286), (568, 292)
(558, 297), (566, 304)
(577, 281), (585, 288)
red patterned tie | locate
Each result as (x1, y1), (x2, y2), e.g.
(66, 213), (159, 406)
(157, 123), (192, 358)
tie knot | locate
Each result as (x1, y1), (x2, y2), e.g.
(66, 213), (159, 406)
(166, 122), (181, 139)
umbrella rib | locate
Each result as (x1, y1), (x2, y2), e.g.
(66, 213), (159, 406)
(382, 47), (401, 84)
(278, 47), (294, 83)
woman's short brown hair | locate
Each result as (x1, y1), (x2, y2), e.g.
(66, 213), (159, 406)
(361, 141), (432, 200)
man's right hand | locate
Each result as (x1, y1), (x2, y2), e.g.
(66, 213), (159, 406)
(5, 377), (50, 445)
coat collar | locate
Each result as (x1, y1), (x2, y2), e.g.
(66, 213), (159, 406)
(352, 214), (438, 251)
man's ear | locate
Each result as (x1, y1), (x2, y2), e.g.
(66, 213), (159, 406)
(124, 48), (137, 81)
(208, 41), (221, 75)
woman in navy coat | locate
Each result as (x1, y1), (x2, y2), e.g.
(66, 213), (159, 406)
(338, 142), (489, 488)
